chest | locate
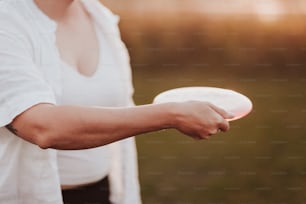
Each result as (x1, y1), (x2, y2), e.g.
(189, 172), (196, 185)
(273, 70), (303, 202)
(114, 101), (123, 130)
(30, 14), (133, 105)
(55, 18), (100, 77)
(59, 33), (128, 107)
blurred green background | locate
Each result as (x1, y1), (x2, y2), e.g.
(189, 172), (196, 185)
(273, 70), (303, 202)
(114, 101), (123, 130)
(104, 1), (306, 203)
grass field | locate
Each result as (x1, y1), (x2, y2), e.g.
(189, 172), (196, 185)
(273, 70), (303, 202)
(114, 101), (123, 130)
(118, 13), (306, 203)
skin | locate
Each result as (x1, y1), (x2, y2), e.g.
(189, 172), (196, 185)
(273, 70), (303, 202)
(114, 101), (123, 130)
(8, 0), (233, 150)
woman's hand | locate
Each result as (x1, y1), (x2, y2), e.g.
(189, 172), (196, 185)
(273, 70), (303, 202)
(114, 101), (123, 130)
(172, 101), (234, 140)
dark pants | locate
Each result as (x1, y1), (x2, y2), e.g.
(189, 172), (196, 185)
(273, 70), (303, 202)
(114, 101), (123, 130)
(62, 177), (111, 204)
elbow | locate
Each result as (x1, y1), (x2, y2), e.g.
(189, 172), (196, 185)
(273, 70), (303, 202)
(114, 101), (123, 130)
(32, 120), (69, 150)
(22, 116), (70, 150)
(35, 133), (54, 149)
(8, 118), (56, 149)
(32, 125), (56, 149)
(26, 120), (58, 149)
(10, 103), (60, 149)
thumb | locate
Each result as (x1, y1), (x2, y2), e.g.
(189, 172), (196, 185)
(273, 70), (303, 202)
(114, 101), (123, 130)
(208, 103), (235, 119)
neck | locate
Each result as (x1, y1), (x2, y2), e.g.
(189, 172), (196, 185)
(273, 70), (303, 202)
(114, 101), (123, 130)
(34, 0), (76, 21)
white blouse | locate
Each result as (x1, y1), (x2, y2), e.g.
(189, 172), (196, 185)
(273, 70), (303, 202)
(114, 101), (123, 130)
(58, 21), (125, 185)
(0, 0), (141, 203)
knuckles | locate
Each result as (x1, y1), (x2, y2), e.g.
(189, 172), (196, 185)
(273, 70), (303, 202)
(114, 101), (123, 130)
(177, 100), (231, 140)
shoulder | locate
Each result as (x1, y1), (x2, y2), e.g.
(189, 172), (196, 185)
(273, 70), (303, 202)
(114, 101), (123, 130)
(0, 0), (33, 35)
(0, 0), (24, 19)
(0, 0), (37, 51)
(0, 1), (38, 60)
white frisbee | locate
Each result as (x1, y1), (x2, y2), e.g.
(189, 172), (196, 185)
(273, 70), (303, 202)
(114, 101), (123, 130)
(153, 87), (253, 121)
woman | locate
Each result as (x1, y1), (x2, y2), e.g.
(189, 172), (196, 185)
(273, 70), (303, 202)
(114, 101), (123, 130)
(0, 0), (232, 203)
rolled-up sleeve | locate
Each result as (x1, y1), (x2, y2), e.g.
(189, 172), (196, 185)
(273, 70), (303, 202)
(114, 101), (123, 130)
(0, 19), (56, 127)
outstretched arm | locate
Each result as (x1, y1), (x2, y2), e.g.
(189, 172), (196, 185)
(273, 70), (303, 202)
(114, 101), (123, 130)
(9, 101), (233, 150)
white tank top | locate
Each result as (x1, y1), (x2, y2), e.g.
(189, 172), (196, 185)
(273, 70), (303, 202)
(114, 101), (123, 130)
(57, 23), (127, 185)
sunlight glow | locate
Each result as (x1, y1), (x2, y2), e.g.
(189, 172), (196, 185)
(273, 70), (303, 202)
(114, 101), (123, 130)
(252, 0), (284, 22)
(106, 0), (305, 19)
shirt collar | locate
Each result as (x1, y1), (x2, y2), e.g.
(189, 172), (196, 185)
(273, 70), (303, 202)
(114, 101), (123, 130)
(25, 0), (119, 34)
(26, 0), (58, 33)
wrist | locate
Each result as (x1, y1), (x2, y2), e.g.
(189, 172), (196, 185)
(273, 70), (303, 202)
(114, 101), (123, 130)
(160, 102), (181, 129)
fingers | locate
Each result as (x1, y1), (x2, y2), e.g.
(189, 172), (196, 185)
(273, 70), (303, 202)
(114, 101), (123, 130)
(206, 103), (231, 132)
(218, 119), (230, 132)
(191, 127), (229, 141)
(208, 103), (235, 120)
(175, 101), (232, 141)
(205, 111), (230, 138)
(195, 103), (231, 139)
(196, 121), (229, 140)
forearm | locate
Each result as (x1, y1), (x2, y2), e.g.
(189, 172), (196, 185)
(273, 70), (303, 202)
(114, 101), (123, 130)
(12, 103), (176, 150)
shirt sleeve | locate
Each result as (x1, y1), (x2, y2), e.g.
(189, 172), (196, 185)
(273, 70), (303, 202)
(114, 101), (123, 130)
(120, 137), (142, 204)
(0, 17), (56, 127)
(109, 137), (142, 204)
